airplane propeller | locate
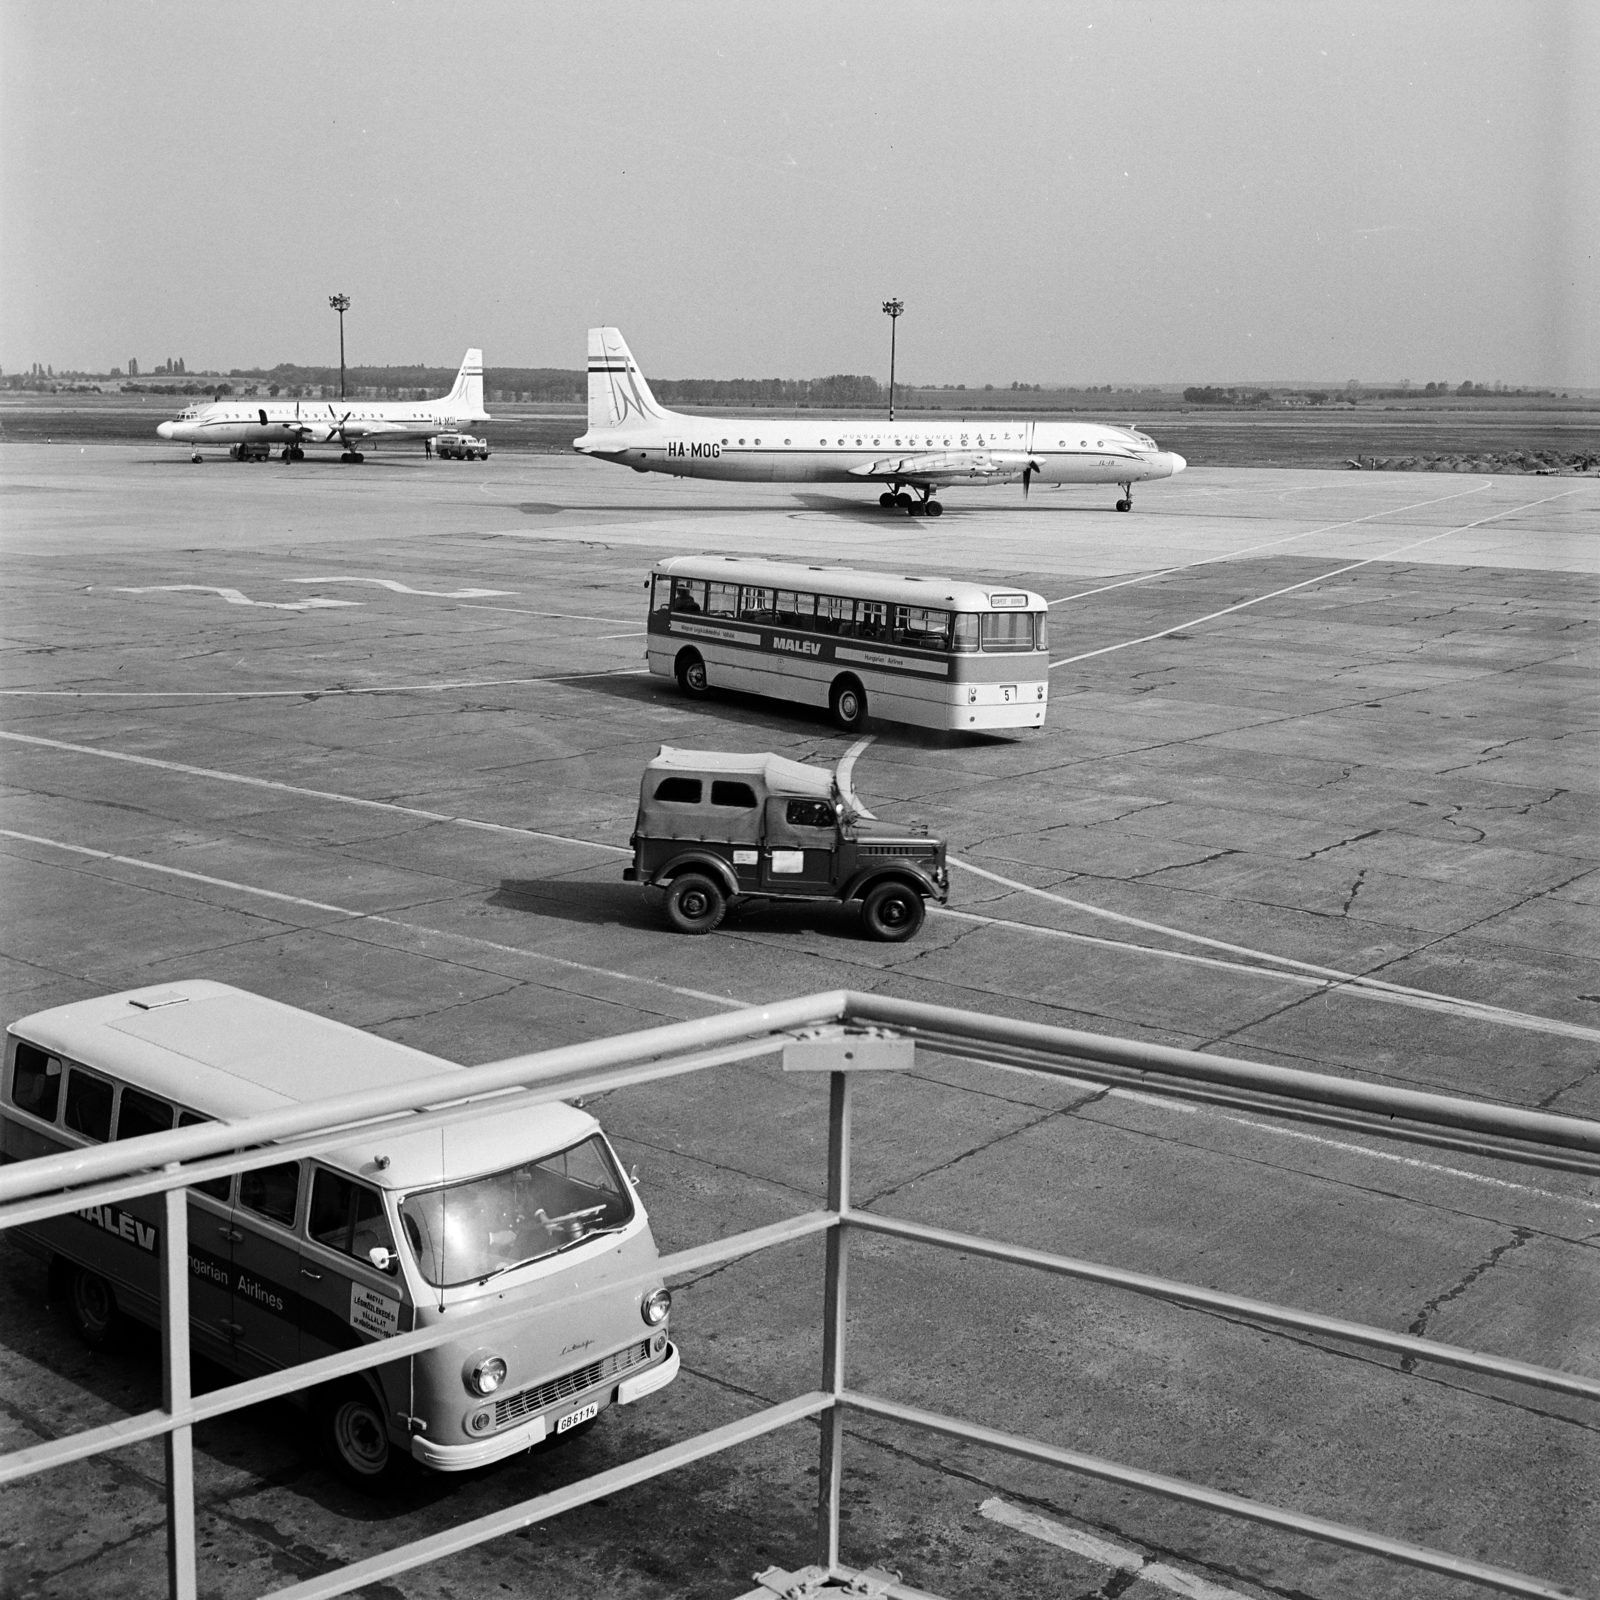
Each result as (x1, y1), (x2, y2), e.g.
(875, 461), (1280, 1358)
(1022, 458), (1041, 498)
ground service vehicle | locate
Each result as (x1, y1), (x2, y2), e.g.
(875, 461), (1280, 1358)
(1, 981), (677, 1486)
(435, 432), (490, 460)
(624, 746), (948, 940)
(645, 555), (1050, 732)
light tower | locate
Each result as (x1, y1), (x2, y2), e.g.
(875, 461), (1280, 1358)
(881, 298), (903, 421)
(328, 293), (351, 398)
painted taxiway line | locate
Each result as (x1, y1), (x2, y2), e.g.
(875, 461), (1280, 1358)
(1048, 488), (1582, 670)
(285, 578), (517, 598)
(0, 828), (739, 1014)
(1045, 481), (1492, 605)
(109, 585), (361, 612)
(979, 1498), (1247, 1600)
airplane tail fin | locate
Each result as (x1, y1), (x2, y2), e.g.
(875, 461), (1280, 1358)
(444, 349), (488, 420)
(587, 327), (668, 434)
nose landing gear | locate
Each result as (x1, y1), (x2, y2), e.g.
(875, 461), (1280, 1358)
(1115, 482), (1133, 513)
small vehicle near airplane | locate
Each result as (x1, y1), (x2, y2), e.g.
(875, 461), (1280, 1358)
(624, 747), (948, 941)
(435, 433), (491, 461)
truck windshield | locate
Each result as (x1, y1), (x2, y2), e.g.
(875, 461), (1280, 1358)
(398, 1135), (634, 1288)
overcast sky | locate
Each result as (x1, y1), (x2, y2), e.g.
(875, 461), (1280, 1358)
(3, 0), (1595, 387)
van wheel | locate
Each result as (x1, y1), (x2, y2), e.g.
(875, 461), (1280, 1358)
(861, 882), (925, 942)
(675, 650), (709, 697)
(830, 677), (867, 731)
(316, 1383), (408, 1490)
(69, 1267), (122, 1349)
(664, 872), (726, 934)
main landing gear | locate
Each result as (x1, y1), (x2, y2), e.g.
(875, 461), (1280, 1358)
(279, 446), (306, 464)
(339, 450), (366, 464)
(877, 485), (943, 517)
(1115, 482), (1133, 513)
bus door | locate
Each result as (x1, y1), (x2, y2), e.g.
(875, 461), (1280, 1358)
(227, 1161), (304, 1374)
(761, 796), (838, 892)
(299, 1165), (409, 1366)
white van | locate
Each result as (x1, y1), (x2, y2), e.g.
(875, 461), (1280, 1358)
(1, 981), (678, 1485)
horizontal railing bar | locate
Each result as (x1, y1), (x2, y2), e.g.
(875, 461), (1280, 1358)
(264, 1392), (833, 1600)
(0, 1035), (791, 1231)
(847, 997), (1600, 1154)
(0, 992), (852, 1203)
(848, 1212), (1600, 1401)
(910, 1033), (1600, 1178)
(0, 1210), (836, 1485)
(841, 1391), (1584, 1600)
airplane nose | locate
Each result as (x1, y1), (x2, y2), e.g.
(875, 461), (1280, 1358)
(1166, 452), (1187, 475)
(157, 421), (175, 440)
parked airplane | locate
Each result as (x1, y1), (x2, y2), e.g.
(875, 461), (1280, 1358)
(572, 327), (1185, 514)
(155, 350), (489, 463)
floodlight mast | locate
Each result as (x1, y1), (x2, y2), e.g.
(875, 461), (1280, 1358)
(882, 299), (903, 421)
(328, 293), (351, 399)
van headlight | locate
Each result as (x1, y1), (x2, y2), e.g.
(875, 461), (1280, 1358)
(468, 1355), (508, 1395)
(641, 1287), (671, 1326)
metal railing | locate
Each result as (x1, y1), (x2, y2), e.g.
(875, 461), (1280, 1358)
(1, 990), (1595, 1600)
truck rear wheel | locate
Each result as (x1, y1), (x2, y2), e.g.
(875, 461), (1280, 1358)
(675, 650), (709, 697)
(830, 677), (867, 731)
(68, 1266), (122, 1349)
(315, 1382), (409, 1490)
(861, 881), (925, 942)
(664, 872), (725, 934)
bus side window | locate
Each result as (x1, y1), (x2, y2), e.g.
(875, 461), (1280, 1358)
(116, 1087), (174, 1140)
(705, 582), (739, 618)
(670, 577), (704, 613)
(952, 614), (979, 652)
(1035, 613), (1049, 650)
(63, 1068), (114, 1143)
(739, 586), (776, 624)
(9, 1042), (62, 1121)
(651, 575), (672, 611)
(178, 1111), (231, 1201)
(776, 590), (817, 631)
(239, 1162), (301, 1228)
(816, 595), (852, 636)
(310, 1168), (395, 1263)
(856, 602), (888, 642)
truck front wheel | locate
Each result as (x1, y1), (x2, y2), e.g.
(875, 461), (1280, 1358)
(861, 881), (925, 942)
(664, 872), (726, 934)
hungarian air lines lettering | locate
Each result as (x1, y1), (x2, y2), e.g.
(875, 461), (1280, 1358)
(235, 1273), (286, 1314)
(78, 1203), (158, 1253)
(665, 442), (721, 459)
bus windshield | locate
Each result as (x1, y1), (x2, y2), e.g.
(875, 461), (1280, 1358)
(398, 1135), (634, 1288)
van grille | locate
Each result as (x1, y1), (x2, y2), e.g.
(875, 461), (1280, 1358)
(493, 1339), (654, 1429)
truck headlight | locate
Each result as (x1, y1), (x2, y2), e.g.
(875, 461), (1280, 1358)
(468, 1355), (508, 1395)
(641, 1287), (671, 1326)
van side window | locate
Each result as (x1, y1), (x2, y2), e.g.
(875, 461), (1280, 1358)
(239, 1162), (300, 1228)
(786, 799), (835, 828)
(710, 781), (757, 808)
(116, 1088), (173, 1140)
(63, 1069), (114, 1143)
(654, 777), (702, 804)
(10, 1042), (62, 1121)
(310, 1169), (395, 1261)
(178, 1111), (231, 1201)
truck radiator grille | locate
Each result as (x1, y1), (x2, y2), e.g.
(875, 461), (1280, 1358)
(493, 1339), (653, 1428)
(859, 844), (936, 859)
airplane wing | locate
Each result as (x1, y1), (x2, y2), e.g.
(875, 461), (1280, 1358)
(847, 449), (1041, 485)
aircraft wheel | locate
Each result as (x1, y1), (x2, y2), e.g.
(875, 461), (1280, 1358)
(664, 872), (726, 935)
(353, 451), (365, 463)
(1116, 498), (1132, 512)
(894, 491), (913, 510)
(191, 453), (202, 464)
(879, 492), (896, 508)
(830, 676), (867, 732)
(926, 500), (944, 517)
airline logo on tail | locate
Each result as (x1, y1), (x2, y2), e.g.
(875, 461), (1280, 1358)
(446, 349), (488, 421)
(587, 327), (667, 434)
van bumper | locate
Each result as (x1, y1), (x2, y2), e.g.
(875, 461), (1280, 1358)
(617, 1339), (679, 1404)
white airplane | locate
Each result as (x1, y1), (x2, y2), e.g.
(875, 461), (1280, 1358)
(155, 349), (489, 463)
(572, 327), (1185, 514)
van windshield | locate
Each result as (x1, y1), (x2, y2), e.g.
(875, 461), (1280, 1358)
(397, 1134), (634, 1288)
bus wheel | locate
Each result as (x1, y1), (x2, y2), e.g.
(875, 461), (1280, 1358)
(664, 872), (726, 934)
(316, 1382), (407, 1489)
(861, 881), (925, 942)
(675, 650), (709, 697)
(69, 1267), (122, 1349)
(830, 677), (867, 731)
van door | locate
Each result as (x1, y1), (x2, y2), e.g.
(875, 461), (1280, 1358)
(761, 796), (837, 892)
(299, 1166), (410, 1366)
(228, 1161), (304, 1375)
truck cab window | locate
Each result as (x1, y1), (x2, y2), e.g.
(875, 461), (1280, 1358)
(710, 781), (757, 808)
(786, 799), (835, 828)
(654, 777), (702, 804)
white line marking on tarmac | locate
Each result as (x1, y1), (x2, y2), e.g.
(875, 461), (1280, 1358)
(0, 669), (652, 699)
(0, 829), (740, 1012)
(1045, 482), (1491, 605)
(108, 585), (361, 611)
(949, 857), (1600, 1044)
(1048, 489), (1582, 669)
(459, 603), (639, 625)
(979, 1498), (1247, 1600)
(285, 577), (517, 598)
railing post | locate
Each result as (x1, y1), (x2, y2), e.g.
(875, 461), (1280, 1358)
(160, 1174), (197, 1600)
(817, 1068), (852, 1571)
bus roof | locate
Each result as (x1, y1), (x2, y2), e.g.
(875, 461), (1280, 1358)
(7, 980), (598, 1188)
(652, 555), (1045, 613)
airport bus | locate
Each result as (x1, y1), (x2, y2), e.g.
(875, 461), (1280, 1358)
(646, 556), (1050, 732)
(1, 981), (678, 1486)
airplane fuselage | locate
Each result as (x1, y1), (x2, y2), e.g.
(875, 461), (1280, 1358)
(157, 401), (479, 448)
